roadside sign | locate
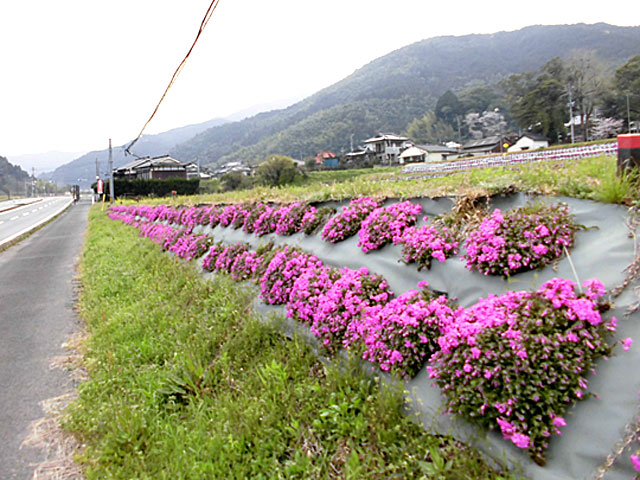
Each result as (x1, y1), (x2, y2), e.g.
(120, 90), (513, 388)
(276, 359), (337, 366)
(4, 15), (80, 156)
(97, 179), (104, 194)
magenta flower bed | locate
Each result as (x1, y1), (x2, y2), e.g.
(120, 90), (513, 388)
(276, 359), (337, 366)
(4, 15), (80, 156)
(357, 200), (422, 253)
(400, 222), (459, 270)
(321, 197), (380, 243)
(358, 283), (457, 378)
(274, 202), (308, 236)
(260, 247), (323, 305)
(464, 203), (581, 277)
(107, 202), (625, 465)
(287, 264), (339, 324)
(311, 267), (393, 353)
(167, 232), (211, 261)
(428, 277), (616, 465)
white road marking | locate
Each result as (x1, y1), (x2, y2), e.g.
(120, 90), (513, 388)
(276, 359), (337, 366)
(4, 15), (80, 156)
(23, 212), (30, 216)
(0, 221), (4, 225)
(10, 216), (18, 221)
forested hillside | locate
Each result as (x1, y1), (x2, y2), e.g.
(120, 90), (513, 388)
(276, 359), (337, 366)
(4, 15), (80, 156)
(172, 23), (640, 167)
(0, 156), (31, 197)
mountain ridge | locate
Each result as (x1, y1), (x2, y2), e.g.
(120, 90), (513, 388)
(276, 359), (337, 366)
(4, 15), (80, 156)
(170, 23), (640, 167)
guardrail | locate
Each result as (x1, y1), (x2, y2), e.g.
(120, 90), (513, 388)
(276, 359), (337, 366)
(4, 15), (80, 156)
(401, 142), (618, 175)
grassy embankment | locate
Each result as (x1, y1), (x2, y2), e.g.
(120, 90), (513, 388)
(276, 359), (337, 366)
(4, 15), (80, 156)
(67, 207), (514, 479)
(134, 155), (636, 207)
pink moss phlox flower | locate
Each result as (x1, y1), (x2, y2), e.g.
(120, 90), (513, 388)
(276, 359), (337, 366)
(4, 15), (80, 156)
(321, 197), (380, 243)
(464, 203), (579, 277)
(357, 200), (422, 253)
(399, 221), (459, 271)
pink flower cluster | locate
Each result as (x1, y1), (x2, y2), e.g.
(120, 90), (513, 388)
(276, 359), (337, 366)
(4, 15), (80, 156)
(400, 222), (459, 270)
(321, 197), (380, 243)
(259, 247), (323, 305)
(357, 200), (422, 253)
(464, 203), (580, 277)
(357, 284), (457, 378)
(428, 277), (616, 465)
(312, 267), (393, 353)
(167, 232), (211, 261)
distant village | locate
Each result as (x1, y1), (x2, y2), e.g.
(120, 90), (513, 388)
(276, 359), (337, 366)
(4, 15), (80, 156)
(112, 131), (550, 182)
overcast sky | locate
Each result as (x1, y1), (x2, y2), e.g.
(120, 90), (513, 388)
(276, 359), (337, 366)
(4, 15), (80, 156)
(0, 0), (638, 157)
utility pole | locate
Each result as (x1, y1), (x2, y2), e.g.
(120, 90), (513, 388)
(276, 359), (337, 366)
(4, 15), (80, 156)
(627, 93), (632, 134)
(108, 138), (114, 205)
(32, 167), (36, 197)
(568, 90), (575, 144)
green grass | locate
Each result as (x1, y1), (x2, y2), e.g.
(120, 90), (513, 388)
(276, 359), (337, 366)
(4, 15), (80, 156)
(125, 155), (636, 208)
(66, 207), (515, 479)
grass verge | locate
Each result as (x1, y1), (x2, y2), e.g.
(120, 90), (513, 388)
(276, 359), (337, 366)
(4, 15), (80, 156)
(66, 206), (516, 479)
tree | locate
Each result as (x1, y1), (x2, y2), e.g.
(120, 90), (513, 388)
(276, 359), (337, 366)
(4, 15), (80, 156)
(407, 111), (456, 145)
(503, 58), (567, 143)
(564, 52), (606, 141)
(220, 172), (253, 192)
(601, 55), (640, 131)
(464, 110), (507, 140)
(591, 116), (624, 139)
(435, 90), (463, 126)
(255, 155), (300, 187)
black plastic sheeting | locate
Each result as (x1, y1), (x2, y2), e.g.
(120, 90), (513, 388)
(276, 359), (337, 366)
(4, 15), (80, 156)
(189, 193), (640, 479)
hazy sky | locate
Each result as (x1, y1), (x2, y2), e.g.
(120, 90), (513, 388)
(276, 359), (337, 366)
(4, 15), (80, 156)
(0, 0), (638, 157)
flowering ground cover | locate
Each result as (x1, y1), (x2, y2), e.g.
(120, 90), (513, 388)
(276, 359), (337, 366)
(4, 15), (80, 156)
(357, 200), (422, 253)
(400, 222), (459, 270)
(464, 202), (582, 277)
(321, 197), (380, 243)
(105, 194), (628, 472)
(75, 208), (509, 479)
(428, 278), (617, 465)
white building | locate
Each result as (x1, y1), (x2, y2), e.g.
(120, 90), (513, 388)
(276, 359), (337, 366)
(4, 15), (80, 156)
(507, 133), (550, 152)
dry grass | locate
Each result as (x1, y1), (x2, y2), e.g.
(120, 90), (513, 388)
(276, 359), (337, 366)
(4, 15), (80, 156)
(22, 330), (88, 480)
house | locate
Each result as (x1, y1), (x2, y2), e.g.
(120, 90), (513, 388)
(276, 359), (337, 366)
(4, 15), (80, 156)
(399, 144), (460, 164)
(315, 152), (339, 169)
(343, 145), (376, 167)
(507, 133), (550, 152)
(113, 155), (189, 180)
(461, 136), (511, 156)
(363, 133), (410, 164)
(211, 161), (252, 178)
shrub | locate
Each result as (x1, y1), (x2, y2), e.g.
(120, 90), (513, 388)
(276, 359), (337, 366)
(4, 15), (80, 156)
(358, 200), (422, 253)
(463, 202), (582, 277)
(321, 197), (380, 243)
(428, 278), (617, 465)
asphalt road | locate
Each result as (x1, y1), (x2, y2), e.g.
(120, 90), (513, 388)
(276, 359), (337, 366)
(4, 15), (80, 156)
(0, 198), (89, 479)
(0, 197), (73, 248)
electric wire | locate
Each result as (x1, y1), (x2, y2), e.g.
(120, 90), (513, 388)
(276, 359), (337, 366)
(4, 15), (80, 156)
(125, 0), (221, 156)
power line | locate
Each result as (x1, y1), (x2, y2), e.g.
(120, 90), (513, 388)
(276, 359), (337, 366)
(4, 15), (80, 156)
(125, 0), (222, 156)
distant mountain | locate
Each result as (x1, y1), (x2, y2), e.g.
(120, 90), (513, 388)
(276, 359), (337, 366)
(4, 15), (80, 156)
(0, 155), (31, 196)
(171, 23), (640, 167)
(45, 117), (228, 188)
(8, 151), (86, 175)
